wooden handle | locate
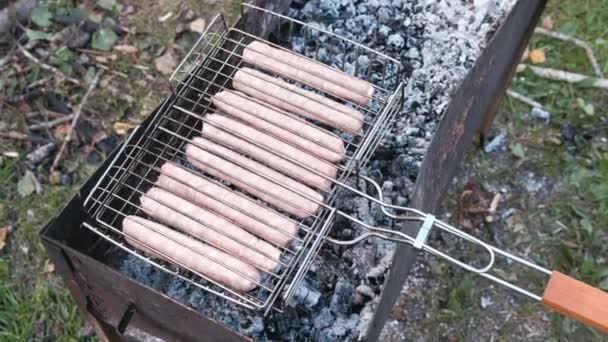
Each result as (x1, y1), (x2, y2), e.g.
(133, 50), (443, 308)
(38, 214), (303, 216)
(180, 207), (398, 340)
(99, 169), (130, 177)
(542, 271), (608, 332)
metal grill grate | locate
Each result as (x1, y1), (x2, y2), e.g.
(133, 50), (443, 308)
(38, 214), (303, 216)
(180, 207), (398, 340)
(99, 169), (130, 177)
(82, 4), (403, 314)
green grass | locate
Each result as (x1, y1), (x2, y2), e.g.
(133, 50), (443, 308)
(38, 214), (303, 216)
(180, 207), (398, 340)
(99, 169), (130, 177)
(0, 161), (84, 340)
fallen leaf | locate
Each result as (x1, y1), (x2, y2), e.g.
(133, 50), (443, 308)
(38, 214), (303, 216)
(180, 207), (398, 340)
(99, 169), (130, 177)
(91, 28), (119, 51)
(17, 170), (41, 197)
(49, 170), (62, 185)
(31, 5), (53, 28)
(114, 44), (138, 53)
(0, 226), (7, 251)
(43, 259), (55, 273)
(576, 98), (595, 116)
(97, 0), (124, 12)
(26, 28), (51, 42)
(541, 16), (554, 30)
(509, 142), (526, 159)
(529, 49), (546, 64)
(53, 123), (71, 141)
(563, 240), (578, 248)
(113, 121), (136, 135)
(189, 18), (206, 34)
(154, 49), (177, 76)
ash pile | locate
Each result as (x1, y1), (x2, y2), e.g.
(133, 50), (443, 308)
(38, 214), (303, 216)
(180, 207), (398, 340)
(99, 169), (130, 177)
(116, 0), (517, 341)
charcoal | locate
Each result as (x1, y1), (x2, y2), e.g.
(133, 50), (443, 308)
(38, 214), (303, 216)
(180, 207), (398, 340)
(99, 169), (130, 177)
(291, 283), (322, 308)
(329, 279), (354, 314)
(314, 307), (336, 330)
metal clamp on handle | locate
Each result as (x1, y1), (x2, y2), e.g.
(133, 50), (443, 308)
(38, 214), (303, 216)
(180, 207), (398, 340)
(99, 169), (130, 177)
(413, 214), (434, 249)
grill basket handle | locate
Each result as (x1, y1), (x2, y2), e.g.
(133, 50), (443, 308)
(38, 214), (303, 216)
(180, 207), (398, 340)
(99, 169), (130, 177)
(542, 271), (608, 332)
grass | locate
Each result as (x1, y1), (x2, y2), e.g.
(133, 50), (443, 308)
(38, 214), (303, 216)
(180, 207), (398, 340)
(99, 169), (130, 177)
(0, 160), (85, 340)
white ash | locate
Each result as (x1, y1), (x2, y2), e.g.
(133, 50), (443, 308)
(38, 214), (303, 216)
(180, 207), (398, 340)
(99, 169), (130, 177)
(116, 0), (518, 340)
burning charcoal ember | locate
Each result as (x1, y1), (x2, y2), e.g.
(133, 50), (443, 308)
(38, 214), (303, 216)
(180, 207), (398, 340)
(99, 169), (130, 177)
(313, 307), (335, 330)
(164, 277), (191, 302)
(329, 278), (354, 314)
(120, 254), (168, 290)
(241, 316), (265, 336)
(291, 283), (322, 308)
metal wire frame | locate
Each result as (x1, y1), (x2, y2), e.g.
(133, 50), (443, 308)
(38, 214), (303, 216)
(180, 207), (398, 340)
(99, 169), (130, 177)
(81, 5), (405, 315)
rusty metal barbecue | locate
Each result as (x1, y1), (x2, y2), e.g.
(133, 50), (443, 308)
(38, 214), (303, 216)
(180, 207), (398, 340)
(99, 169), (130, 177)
(77, 3), (608, 331)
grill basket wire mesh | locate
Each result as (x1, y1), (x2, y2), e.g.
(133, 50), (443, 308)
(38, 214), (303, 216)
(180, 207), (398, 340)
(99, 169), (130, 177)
(82, 4), (404, 314)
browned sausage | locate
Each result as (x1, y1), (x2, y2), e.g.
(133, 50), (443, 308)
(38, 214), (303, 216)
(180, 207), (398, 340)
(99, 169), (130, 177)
(203, 114), (336, 190)
(233, 68), (364, 134)
(123, 216), (261, 292)
(243, 41), (375, 106)
(157, 163), (298, 247)
(185, 138), (322, 217)
(141, 187), (282, 272)
(212, 90), (344, 162)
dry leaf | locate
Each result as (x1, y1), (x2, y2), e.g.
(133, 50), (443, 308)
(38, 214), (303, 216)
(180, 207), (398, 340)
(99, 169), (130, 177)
(113, 121), (136, 136)
(154, 49), (177, 76)
(529, 49), (546, 64)
(114, 44), (138, 54)
(17, 170), (41, 197)
(49, 170), (62, 185)
(43, 259), (55, 273)
(189, 18), (206, 34)
(53, 123), (71, 141)
(541, 16), (554, 30)
(0, 226), (7, 251)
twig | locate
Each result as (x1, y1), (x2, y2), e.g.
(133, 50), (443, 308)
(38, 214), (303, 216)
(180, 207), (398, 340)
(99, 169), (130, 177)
(0, 131), (51, 143)
(17, 44), (81, 85)
(0, 131), (28, 140)
(517, 64), (608, 89)
(26, 142), (55, 166)
(96, 63), (128, 78)
(51, 70), (103, 172)
(534, 27), (604, 78)
(506, 89), (545, 108)
(29, 114), (75, 130)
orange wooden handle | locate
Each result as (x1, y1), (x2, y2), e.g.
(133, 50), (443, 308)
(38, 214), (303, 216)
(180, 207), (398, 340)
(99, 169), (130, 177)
(542, 271), (608, 332)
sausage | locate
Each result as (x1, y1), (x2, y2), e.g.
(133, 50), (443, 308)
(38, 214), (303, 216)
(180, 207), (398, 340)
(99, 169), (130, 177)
(141, 187), (282, 272)
(203, 114), (336, 190)
(238, 68), (364, 121)
(243, 41), (375, 106)
(232, 68), (364, 134)
(157, 163), (298, 247)
(185, 138), (322, 217)
(123, 216), (261, 293)
(212, 90), (345, 162)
